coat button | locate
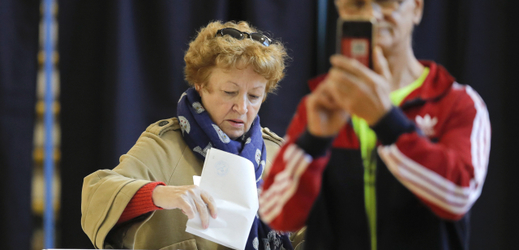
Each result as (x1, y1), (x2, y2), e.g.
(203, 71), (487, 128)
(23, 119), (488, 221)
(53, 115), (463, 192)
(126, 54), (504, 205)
(159, 120), (169, 126)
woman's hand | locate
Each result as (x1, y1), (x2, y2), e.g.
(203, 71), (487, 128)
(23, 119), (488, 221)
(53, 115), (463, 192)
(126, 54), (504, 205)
(152, 185), (217, 229)
(326, 46), (393, 126)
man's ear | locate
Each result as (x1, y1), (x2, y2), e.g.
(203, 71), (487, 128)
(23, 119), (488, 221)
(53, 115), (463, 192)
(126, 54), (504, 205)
(413, 0), (424, 25)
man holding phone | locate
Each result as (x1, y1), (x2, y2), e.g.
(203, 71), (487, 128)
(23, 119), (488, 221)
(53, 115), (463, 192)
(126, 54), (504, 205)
(259, 0), (491, 249)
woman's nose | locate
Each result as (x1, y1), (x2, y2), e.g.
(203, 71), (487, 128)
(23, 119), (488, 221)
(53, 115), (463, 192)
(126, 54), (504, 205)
(233, 95), (248, 115)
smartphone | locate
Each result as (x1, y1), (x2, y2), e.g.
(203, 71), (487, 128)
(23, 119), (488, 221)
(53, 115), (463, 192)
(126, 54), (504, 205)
(336, 17), (376, 69)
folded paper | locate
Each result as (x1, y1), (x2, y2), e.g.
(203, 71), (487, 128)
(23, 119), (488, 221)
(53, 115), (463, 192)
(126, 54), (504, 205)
(186, 147), (258, 250)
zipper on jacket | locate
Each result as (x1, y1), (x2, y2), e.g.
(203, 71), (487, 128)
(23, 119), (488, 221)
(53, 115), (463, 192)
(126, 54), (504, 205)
(352, 116), (378, 250)
(350, 67), (429, 250)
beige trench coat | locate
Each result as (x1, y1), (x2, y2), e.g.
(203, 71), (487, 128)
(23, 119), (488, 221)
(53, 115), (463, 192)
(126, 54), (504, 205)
(81, 117), (290, 250)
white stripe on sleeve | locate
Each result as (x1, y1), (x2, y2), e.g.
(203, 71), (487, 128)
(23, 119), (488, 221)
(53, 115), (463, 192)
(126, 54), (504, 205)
(378, 84), (490, 215)
(259, 144), (312, 223)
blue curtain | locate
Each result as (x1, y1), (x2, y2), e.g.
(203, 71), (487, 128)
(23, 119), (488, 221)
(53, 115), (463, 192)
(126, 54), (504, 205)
(0, 0), (515, 249)
(0, 1), (39, 250)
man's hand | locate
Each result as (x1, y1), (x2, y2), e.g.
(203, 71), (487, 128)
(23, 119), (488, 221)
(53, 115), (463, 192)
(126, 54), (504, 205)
(326, 46), (393, 126)
(152, 185), (217, 229)
(306, 82), (350, 137)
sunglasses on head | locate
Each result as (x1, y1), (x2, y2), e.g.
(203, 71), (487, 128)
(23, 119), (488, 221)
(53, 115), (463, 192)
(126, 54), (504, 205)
(215, 28), (273, 47)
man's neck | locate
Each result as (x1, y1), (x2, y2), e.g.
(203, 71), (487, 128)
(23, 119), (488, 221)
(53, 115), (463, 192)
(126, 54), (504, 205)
(384, 44), (424, 91)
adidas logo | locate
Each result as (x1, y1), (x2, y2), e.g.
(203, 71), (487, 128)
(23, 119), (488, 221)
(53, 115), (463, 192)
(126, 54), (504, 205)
(415, 114), (437, 137)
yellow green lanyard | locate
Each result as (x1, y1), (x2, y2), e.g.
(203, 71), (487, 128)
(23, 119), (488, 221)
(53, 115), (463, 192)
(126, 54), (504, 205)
(351, 67), (429, 250)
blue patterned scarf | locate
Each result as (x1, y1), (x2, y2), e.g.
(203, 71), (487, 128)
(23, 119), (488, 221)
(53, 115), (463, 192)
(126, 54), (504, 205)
(177, 87), (292, 250)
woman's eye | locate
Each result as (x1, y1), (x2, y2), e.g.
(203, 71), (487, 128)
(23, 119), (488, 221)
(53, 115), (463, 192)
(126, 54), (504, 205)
(249, 94), (260, 100)
(347, 0), (366, 8)
(224, 91), (236, 95)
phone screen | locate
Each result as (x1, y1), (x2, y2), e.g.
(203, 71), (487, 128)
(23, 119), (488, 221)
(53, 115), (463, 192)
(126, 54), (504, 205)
(337, 18), (374, 69)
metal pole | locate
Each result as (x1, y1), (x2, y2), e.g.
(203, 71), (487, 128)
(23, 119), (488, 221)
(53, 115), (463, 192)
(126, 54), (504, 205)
(43, 0), (55, 247)
(317, 0), (329, 74)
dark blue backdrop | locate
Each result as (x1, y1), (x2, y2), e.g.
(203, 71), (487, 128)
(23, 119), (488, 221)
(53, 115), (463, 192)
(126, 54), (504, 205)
(0, 1), (39, 250)
(1, 0), (517, 249)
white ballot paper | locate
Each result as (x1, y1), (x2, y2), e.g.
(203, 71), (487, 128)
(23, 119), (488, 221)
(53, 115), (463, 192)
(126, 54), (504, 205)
(186, 147), (258, 250)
